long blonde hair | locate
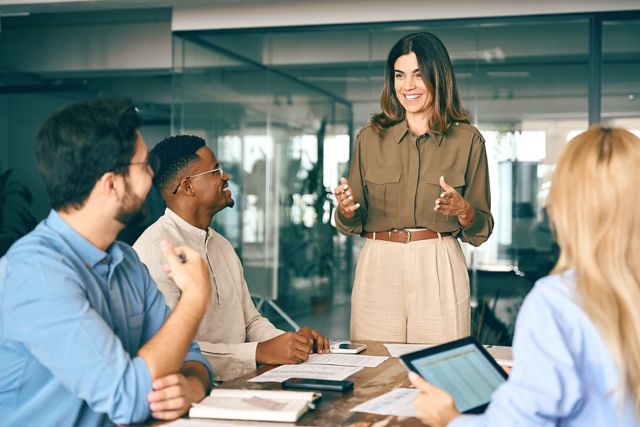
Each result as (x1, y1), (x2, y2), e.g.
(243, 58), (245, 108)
(550, 125), (640, 409)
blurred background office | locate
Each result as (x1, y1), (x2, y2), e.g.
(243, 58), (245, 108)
(1, 0), (639, 344)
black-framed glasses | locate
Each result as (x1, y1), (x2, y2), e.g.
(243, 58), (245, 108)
(115, 154), (159, 176)
(172, 164), (224, 195)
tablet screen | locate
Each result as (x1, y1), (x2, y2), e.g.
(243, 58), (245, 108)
(407, 342), (506, 412)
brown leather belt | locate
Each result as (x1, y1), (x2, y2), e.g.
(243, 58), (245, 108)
(361, 229), (452, 243)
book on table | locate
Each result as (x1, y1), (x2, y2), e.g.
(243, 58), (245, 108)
(189, 388), (321, 423)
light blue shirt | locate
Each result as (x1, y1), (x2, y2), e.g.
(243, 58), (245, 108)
(451, 271), (638, 427)
(0, 211), (213, 426)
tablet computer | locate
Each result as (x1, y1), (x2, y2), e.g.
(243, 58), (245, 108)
(400, 336), (508, 414)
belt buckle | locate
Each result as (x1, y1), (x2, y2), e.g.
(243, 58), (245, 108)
(392, 229), (411, 244)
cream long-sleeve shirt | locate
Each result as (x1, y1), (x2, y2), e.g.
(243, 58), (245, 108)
(133, 208), (283, 381)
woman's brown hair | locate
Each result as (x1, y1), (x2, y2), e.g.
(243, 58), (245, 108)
(371, 32), (470, 133)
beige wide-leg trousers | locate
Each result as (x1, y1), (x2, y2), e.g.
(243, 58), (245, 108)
(350, 236), (470, 344)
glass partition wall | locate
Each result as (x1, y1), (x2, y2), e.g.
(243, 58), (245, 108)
(172, 34), (353, 329)
(172, 12), (639, 340)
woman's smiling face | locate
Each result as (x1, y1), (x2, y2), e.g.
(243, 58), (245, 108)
(394, 52), (431, 117)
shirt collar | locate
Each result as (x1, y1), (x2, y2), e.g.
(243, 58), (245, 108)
(164, 207), (212, 243)
(46, 210), (123, 269)
(390, 121), (445, 146)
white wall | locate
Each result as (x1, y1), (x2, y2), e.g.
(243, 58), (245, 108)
(1, 20), (171, 74)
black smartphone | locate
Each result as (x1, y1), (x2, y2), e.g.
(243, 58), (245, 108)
(282, 378), (354, 392)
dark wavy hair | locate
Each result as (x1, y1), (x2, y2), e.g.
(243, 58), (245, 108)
(149, 135), (206, 193)
(36, 98), (140, 211)
(371, 32), (470, 133)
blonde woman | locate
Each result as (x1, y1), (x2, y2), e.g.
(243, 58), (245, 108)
(409, 125), (640, 426)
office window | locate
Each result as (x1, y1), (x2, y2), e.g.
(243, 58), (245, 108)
(602, 18), (640, 132)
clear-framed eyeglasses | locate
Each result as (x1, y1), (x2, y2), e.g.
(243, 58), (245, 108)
(172, 164), (224, 195)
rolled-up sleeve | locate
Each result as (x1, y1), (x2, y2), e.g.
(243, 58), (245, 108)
(3, 258), (153, 424)
(139, 262), (214, 387)
(335, 129), (367, 236)
(458, 134), (493, 247)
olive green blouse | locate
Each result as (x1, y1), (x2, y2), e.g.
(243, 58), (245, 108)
(334, 120), (493, 247)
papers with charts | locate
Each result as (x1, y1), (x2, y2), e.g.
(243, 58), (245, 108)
(249, 363), (362, 383)
(305, 353), (388, 368)
(350, 388), (418, 417)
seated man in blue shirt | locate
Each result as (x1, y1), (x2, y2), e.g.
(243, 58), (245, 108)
(0, 98), (214, 426)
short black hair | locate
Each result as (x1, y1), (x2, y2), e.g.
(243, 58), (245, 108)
(149, 135), (206, 193)
(36, 98), (141, 211)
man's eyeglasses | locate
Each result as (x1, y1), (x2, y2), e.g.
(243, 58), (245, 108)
(115, 154), (159, 176)
(172, 164), (224, 195)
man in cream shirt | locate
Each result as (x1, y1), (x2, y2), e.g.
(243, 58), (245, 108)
(134, 135), (329, 381)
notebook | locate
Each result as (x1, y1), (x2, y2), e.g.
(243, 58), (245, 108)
(189, 388), (320, 423)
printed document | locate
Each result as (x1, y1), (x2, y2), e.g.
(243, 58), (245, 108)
(249, 364), (362, 383)
(350, 388), (418, 417)
(305, 353), (388, 368)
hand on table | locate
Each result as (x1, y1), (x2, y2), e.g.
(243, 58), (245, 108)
(409, 371), (461, 427)
(296, 327), (330, 354)
(334, 177), (360, 219)
(256, 332), (313, 365)
(147, 373), (206, 420)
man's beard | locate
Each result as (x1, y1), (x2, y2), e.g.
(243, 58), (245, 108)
(115, 181), (148, 227)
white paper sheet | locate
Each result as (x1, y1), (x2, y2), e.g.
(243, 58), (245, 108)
(383, 343), (433, 358)
(350, 388), (418, 417)
(305, 353), (388, 368)
(248, 364), (362, 383)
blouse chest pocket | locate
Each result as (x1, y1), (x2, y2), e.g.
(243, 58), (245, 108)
(364, 169), (401, 218)
(423, 170), (466, 195)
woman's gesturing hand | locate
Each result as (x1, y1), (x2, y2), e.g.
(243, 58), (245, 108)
(434, 176), (474, 227)
(334, 177), (360, 219)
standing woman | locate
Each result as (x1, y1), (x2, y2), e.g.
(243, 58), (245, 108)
(334, 32), (493, 344)
(410, 127), (640, 427)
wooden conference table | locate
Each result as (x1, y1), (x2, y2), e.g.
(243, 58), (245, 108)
(148, 341), (511, 426)
(208, 340), (435, 426)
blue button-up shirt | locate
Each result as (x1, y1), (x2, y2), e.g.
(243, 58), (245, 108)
(0, 211), (213, 426)
(451, 271), (637, 426)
